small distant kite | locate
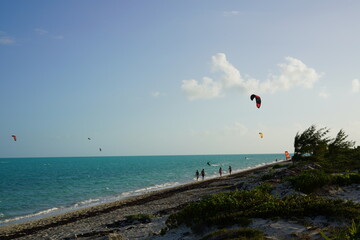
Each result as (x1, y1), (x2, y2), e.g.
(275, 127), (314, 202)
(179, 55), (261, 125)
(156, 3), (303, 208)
(99, 148), (102, 152)
(259, 132), (264, 138)
(88, 138), (91, 140)
(250, 94), (261, 108)
(11, 135), (17, 141)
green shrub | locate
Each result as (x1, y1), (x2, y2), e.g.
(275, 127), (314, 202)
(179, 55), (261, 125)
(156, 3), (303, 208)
(166, 188), (360, 230)
(321, 220), (360, 240)
(261, 172), (275, 181)
(166, 188), (272, 229)
(332, 173), (360, 186)
(200, 228), (264, 240)
(272, 164), (284, 169)
(125, 214), (153, 222)
(287, 170), (331, 193)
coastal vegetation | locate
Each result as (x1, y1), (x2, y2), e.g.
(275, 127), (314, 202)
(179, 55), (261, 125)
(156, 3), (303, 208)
(293, 125), (360, 172)
(164, 125), (360, 239)
(125, 213), (153, 223)
(287, 170), (360, 193)
(200, 228), (264, 240)
(166, 186), (360, 231)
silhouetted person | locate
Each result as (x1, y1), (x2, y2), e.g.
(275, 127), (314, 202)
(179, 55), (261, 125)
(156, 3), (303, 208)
(195, 170), (200, 181)
(201, 169), (205, 180)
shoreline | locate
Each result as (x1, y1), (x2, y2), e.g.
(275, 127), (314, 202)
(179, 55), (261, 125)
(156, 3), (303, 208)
(0, 159), (286, 227)
(0, 160), (290, 239)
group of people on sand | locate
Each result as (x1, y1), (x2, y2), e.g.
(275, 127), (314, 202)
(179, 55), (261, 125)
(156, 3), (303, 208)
(195, 165), (232, 181)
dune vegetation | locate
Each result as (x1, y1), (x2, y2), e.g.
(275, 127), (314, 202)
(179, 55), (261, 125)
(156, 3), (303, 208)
(163, 125), (360, 239)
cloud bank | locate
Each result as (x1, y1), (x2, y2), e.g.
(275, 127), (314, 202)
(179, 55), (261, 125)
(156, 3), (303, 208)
(223, 11), (240, 17)
(35, 28), (64, 40)
(0, 31), (15, 45)
(352, 79), (360, 93)
(181, 53), (322, 100)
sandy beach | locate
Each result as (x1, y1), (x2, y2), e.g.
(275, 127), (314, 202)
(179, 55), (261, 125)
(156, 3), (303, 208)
(1, 160), (359, 240)
(0, 162), (288, 240)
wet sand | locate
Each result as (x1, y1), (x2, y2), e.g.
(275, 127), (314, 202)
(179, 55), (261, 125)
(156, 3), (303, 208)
(0, 162), (287, 240)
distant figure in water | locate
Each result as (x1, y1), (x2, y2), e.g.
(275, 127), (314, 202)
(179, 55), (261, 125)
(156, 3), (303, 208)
(228, 166), (232, 175)
(195, 170), (200, 181)
(201, 169), (205, 180)
(207, 161), (211, 166)
(219, 167), (222, 177)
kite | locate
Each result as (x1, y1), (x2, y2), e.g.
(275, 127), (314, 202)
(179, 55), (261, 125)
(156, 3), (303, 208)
(99, 148), (102, 152)
(11, 135), (17, 141)
(88, 138), (91, 140)
(259, 132), (264, 138)
(285, 151), (291, 160)
(250, 94), (261, 108)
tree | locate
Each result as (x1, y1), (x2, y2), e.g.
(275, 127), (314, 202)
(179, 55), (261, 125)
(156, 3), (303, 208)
(293, 125), (330, 161)
(293, 125), (359, 171)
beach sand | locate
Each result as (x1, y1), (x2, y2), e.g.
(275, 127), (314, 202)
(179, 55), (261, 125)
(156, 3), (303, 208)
(0, 162), (285, 240)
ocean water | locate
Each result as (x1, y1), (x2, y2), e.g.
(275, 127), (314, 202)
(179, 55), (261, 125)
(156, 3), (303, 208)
(0, 154), (286, 226)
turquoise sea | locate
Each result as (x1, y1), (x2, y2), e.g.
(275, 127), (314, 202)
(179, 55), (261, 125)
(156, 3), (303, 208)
(0, 154), (286, 226)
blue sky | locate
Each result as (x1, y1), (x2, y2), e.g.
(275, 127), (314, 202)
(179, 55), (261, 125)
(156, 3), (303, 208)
(1, 1), (360, 158)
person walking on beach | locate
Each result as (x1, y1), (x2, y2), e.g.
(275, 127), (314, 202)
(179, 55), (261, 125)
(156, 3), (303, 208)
(201, 169), (205, 180)
(228, 166), (232, 175)
(219, 167), (222, 177)
(195, 170), (200, 181)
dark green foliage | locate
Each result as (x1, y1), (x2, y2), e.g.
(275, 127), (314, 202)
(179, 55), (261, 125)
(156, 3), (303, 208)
(347, 220), (360, 240)
(321, 220), (360, 240)
(293, 125), (330, 161)
(165, 188), (360, 230)
(287, 170), (360, 192)
(260, 172), (275, 181)
(332, 173), (360, 186)
(293, 125), (360, 172)
(287, 170), (331, 193)
(255, 184), (272, 193)
(166, 188), (271, 229)
(328, 130), (355, 157)
(125, 214), (153, 222)
(272, 164), (285, 169)
(200, 228), (264, 240)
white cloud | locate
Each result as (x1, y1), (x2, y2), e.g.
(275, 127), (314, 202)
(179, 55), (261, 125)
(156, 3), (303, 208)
(35, 28), (48, 35)
(151, 91), (160, 97)
(181, 77), (222, 100)
(319, 91), (329, 99)
(181, 53), (322, 100)
(352, 79), (360, 93)
(35, 28), (63, 40)
(52, 35), (64, 40)
(0, 31), (15, 45)
(319, 88), (330, 99)
(224, 122), (248, 135)
(223, 11), (240, 17)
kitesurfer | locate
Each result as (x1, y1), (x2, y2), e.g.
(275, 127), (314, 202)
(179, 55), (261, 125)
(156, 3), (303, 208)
(207, 161), (211, 166)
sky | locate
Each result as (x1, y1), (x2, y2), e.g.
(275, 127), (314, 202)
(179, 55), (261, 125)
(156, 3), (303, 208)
(1, 1), (360, 158)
